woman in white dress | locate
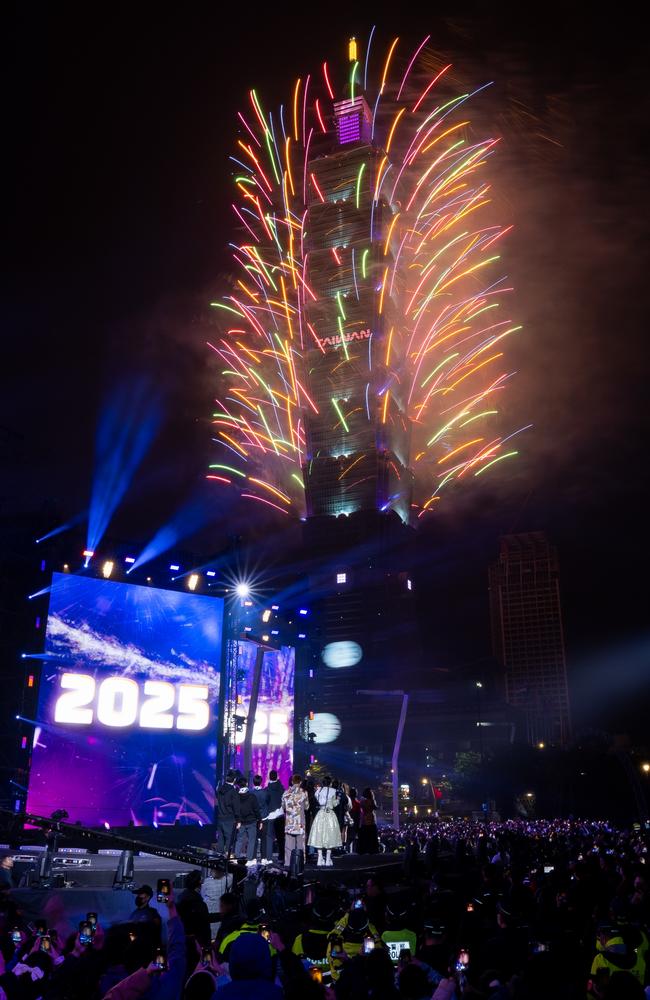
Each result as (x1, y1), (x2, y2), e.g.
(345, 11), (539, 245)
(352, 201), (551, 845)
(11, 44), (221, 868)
(308, 775), (342, 866)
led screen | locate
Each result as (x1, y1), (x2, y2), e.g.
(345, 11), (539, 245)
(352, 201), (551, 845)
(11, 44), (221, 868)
(232, 640), (294, 787)
(26, 573), (224, 827)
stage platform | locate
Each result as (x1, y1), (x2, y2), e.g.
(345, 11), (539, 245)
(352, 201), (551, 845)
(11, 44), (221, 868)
(6, 851), (403, 933)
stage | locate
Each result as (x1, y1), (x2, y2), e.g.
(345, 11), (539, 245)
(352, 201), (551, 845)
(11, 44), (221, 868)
(6, 847), (404, 932)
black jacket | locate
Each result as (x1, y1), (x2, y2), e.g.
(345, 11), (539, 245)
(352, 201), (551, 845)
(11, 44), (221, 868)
(265, 779), (285, 812)
(238, 789), (262, 825)
(217, 781), (241, 820)
(176, 887), (211, 948)
(251, 785), (270, 818)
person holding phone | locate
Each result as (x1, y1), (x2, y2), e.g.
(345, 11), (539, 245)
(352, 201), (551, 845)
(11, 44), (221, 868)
(176, 870), (211, 948)
(102, 889), (186, 1000)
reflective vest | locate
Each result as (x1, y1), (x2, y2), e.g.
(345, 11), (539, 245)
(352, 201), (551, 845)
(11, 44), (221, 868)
(292, 928), (331, 970)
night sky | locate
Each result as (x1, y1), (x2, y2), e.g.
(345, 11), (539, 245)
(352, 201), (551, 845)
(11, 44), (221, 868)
(3, 6), (650, 738)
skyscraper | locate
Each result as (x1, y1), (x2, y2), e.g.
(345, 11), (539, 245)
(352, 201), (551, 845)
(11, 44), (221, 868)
(298, 90), (419, 783)
(489, 532), (571, 746)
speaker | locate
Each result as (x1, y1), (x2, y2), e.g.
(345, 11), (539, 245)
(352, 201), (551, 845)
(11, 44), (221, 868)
(289, 848), (304, 878)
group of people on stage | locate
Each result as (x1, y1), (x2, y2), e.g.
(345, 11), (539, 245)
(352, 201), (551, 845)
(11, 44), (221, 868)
(216, 770), (380, 867)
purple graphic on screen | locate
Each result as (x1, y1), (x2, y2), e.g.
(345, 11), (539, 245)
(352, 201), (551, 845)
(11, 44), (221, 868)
(26, 573), (224, 827)
(232, 641), (294, 786)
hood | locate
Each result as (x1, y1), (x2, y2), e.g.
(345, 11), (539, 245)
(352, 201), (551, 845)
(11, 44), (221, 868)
(228, 931), (273, 980)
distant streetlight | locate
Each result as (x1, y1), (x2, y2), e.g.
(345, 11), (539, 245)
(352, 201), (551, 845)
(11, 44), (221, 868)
(526, 791), (534, 798)
(537, 742), (545, 749)
(642, 763), (650, 774)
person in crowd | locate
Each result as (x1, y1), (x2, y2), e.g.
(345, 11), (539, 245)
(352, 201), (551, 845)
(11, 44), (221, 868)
(291, 893), (337, 976)
(216, 770), (241, 857)
(210, 890), (242, 954)
(176, 870), (211, 950)
(251, 774), (271, 864)
(281, 773), (309, 868)
(235, 775), (263, 865)
(357, 787), (380, 854)
(264, 770), (285, 862)
(129, 884), (162, 935)
(327, 899), (382, 981)
(381, 897), (418, 963)
(217, 931), (283, 999)
(347, 786), (361, 854)
(308, 775), (342, 867)
(103, 889), (186, 999)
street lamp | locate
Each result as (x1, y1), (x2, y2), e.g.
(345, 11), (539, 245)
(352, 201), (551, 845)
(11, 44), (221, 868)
(642, 763), (650, 774)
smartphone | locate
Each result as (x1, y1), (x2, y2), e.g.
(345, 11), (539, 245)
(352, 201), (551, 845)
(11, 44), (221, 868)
(128, 931), (137, 943)
(258, 925), (271, 941)
(153, 948), (167, 971)
(34, 920), (47, 937)
(79, 922), (93, 945)
(201, 948), (212, 966)
(466, 902), (474, 913)
(362, 936), (375, 954)
(11, 928), (22, 945)
(309, 967), (323, 983)
(86, 912), (97, 930)
(353, 898), (364, 910)
(40, 935), (52, 953)
(532, 942), (548, 954)
(457, 949), (469, 968)
(157, 878), (171, 904)
(544, 865), (554, 874)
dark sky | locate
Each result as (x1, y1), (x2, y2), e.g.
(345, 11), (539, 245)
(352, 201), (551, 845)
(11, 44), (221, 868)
(3, 5), (650, 735)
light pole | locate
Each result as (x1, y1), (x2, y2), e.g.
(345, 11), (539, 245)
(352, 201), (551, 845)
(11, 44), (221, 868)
(357, 689), (409, 830)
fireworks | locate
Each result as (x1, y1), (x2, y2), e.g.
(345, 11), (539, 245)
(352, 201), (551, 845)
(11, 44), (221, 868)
(208, 31), (527, 519)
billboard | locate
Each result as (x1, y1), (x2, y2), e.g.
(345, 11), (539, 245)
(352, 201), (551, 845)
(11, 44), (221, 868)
(232, 640), (294, 788)
(26, 572), (224, 827)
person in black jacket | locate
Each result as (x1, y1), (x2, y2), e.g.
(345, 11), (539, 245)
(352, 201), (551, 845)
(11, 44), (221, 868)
(216, 770), (241, 856)
(251, 774), (272, 862)
(176, 869), (211, 949)
(265, 769), (285, 861)
(235, 776), (263, 863)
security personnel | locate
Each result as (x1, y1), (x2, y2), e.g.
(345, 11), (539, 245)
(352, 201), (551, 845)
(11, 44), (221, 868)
(590, 926), (645, 984)
(381, 898), (417, 964)
(327, 902), (382, 981)
(218, 901), (277, 962)
(292, 896), (337, 975)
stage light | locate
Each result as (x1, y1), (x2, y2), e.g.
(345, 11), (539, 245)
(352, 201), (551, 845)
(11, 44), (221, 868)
(298, 633), (306, 639)
(336, 572), (347, 584)
(146, 576), (152, 582)
(322, 640), (362, 669)
(124, 556), (136, 565)
(83, 550), (94, 568)
(262, 610), (271, 622)
(244, 626), (252, 632)
(187, 574), (199, 592)
(526, 792), (534, 798)
(169, 564), (180, 572)
(206, 570), (216, 578)
(299, 609), (308, 616)
(102, 560), (114, 579)
(642, 763), (650, 774)
(236, 583), (250, 598)
(475, 681), (483, 688)
(262, 634), (269, 642)
(271, 604), (279, 610)
(537, 741), (545, 749)
(63, 564), (69, 572)
(271, 630), (279, 635)
(407, 579), (413, 591)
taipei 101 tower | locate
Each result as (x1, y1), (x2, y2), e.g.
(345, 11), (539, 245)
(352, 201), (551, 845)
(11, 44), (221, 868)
(298, 40), (420, 782)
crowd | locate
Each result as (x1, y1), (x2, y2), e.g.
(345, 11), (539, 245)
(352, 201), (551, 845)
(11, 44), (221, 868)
(1, 793), (650, 999)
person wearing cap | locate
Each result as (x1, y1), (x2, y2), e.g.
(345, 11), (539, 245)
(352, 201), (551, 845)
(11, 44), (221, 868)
(327, 902), (382, 981)
(591, 925), (646, 984)
(291, 894), (337, 975)
(381, 898), (417, 964)
(176, 870), (211, 949)
(128, 884), (162, 934)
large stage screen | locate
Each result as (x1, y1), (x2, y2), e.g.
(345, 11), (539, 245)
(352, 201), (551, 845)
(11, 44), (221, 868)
(232, 640), (294, 788)
(26, 573), (224, 827)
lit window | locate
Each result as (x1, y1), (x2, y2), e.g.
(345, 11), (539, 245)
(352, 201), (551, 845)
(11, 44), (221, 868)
(337, 572), (347, 584)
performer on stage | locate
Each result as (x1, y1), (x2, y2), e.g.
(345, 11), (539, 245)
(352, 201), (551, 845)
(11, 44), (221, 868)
(307, 775), (342, 866)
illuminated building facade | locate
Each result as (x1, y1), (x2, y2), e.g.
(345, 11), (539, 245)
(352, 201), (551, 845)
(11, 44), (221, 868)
(489, 532), (572, 746)
(298, 83), (420, 785)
